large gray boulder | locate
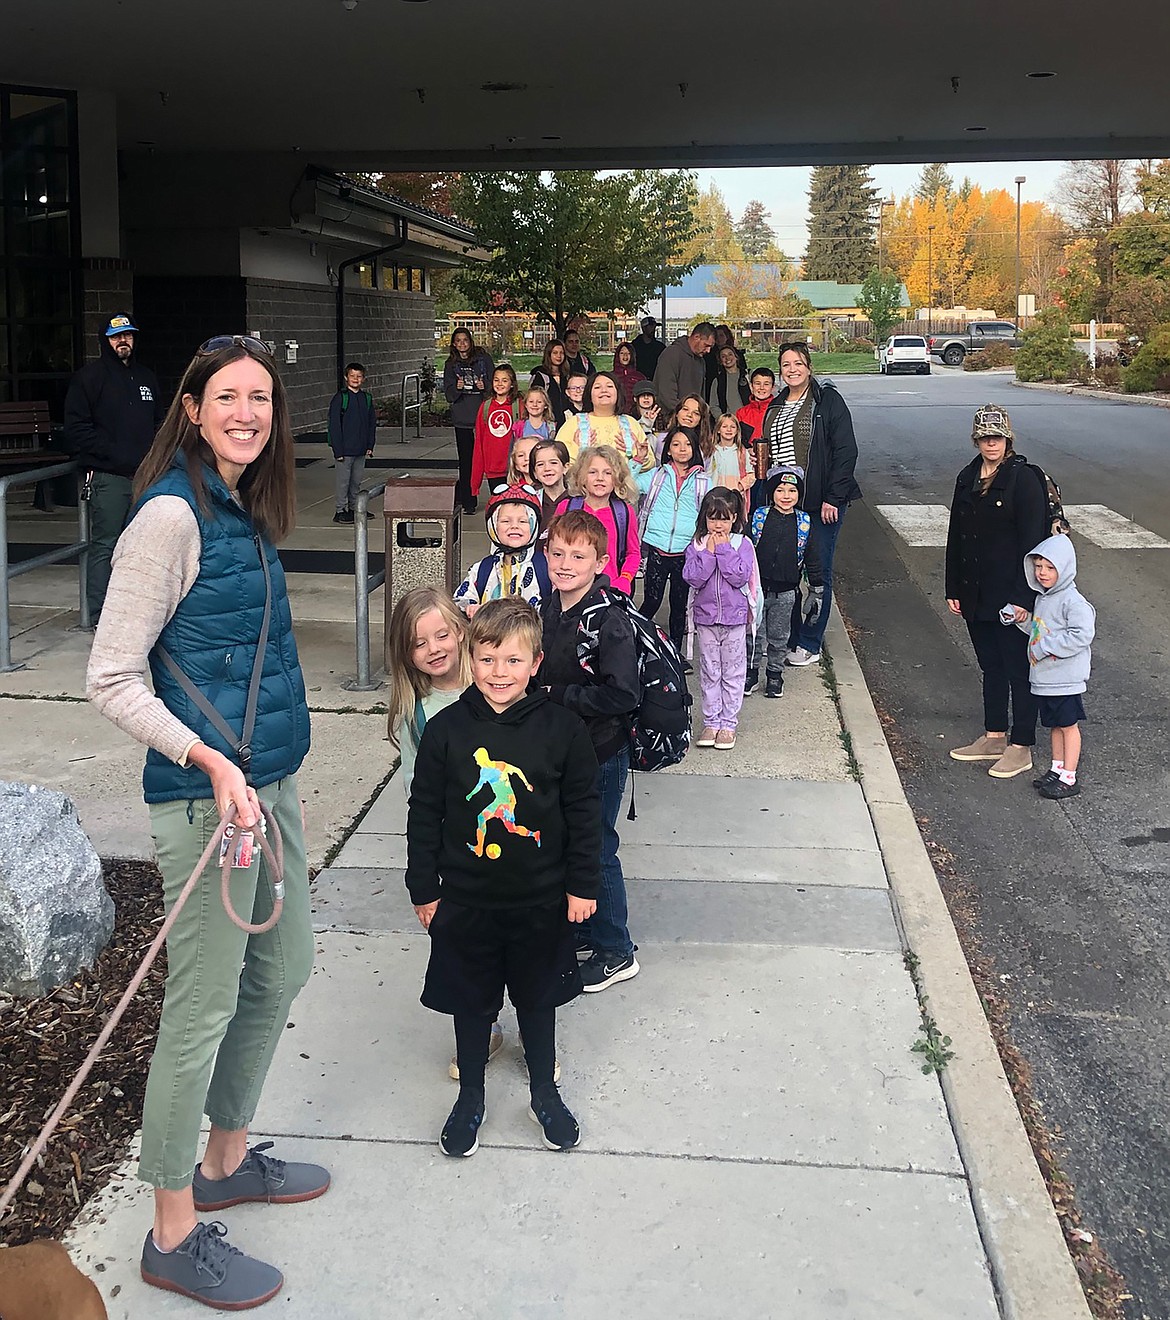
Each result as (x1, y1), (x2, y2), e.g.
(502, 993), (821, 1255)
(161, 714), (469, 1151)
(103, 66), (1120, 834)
(0, 781), (114, 997)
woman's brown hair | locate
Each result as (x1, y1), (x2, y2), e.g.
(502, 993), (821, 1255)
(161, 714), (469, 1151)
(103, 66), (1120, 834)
(538, 338), (568, 384)
(778, 340), (812, 370)
(446, 328), (478, 363)
(134, 340), (297, 542)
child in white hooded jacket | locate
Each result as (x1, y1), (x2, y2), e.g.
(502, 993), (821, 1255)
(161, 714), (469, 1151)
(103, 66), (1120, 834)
(1001, 533), (1095, 800)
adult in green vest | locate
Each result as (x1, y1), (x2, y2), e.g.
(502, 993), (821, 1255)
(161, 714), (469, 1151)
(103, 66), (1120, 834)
(87, 336), (324, 1310)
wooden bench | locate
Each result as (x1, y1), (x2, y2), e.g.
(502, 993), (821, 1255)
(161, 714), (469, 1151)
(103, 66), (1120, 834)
(0, 401), (54, 456)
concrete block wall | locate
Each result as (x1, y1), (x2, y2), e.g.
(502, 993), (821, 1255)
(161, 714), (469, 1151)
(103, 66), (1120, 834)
(81, 259), (135, 362)
(245, 279), (436, 434)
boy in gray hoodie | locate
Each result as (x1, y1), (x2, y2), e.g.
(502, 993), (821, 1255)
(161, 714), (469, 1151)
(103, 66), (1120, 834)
(1001, 534), (1096, 799)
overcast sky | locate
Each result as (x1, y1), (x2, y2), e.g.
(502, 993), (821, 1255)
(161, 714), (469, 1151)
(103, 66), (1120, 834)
(697, 162), (1068, 260)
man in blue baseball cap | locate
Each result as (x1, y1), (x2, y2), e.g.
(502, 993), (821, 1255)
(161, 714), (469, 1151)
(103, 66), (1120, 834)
(64, 313), (165, 621)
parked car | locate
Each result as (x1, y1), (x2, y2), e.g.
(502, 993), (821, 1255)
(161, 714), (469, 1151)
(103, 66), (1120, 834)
(876, 335), (931, 375)
(928, 321), (1020, 366)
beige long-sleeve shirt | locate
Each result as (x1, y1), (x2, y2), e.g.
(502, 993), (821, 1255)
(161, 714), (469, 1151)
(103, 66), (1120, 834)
(85, 495), (205, 766)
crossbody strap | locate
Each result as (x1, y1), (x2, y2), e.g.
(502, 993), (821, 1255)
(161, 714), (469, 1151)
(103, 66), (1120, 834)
(156, 534), (273, 783)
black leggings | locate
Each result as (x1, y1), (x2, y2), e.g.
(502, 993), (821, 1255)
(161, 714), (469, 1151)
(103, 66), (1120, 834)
(641, 546), (689, 647)
(454, 1008), (556, 1095)
(965, 618), (1037, 747)
(453, 426), (476, 511)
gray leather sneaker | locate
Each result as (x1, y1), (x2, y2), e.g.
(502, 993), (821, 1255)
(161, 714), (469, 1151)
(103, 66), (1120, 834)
(141, 1221), (282, 1310)
(192, 1142), (330, 1212)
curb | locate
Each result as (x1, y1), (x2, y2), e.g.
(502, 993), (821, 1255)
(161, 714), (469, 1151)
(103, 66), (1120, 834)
(824, 611), (1091, 1320)
(1011, 378), (1170, 408)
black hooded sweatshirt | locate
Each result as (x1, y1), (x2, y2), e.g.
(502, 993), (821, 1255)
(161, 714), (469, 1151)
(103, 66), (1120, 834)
(63, 336), (165, 477)
(405, 686), (601, 909)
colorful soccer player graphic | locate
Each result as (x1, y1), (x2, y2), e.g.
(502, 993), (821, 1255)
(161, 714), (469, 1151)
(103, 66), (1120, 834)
(466, 746), (542, 858)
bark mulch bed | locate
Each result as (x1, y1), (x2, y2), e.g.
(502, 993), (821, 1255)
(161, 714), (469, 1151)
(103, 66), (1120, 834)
(0, 859), (164, 1246)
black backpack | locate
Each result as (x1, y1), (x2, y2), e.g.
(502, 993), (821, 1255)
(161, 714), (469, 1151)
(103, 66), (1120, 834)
(575, 587), (692, 778)
(1022, 461), (1070, 537)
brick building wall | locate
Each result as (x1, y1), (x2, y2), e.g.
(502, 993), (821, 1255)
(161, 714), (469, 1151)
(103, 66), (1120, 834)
(245, 279), (435, 433)
(81, 258), (135, 361)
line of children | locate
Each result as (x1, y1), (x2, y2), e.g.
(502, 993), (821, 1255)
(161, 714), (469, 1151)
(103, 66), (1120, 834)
(749, 468), (810, 698)
(683, 488), (760, 751)
(470, 364), (521, 501)
(405, 597), (602, 1157)
(554, 444), (642, 595)
(1002, 534), (1095, 800)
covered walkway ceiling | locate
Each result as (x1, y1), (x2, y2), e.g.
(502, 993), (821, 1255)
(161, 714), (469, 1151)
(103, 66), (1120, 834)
(3, 0), (1168, 168)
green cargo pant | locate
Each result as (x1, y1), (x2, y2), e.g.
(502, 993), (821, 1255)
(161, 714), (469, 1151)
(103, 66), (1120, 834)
(86, 471), (134, 621)
(138, 774), (314, 1190)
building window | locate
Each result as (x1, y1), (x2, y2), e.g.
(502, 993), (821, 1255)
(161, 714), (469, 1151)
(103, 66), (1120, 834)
(0, 86), (82, 414)
(379, 263), (428, 294)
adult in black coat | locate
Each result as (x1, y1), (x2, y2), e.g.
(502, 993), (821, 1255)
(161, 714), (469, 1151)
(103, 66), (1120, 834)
(759, 343), (862, 661)
(944, 404), (1049, 779)
(63, 313), (165, 620)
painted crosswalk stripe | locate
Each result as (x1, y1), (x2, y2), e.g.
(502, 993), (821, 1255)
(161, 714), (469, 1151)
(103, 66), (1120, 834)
(874, 505), (950, 546)
(876, 503), (1169, 550)
(1062, 505), (1170, 549)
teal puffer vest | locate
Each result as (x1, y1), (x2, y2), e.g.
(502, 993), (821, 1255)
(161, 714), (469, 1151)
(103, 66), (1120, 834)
(136, 458), (310, 803)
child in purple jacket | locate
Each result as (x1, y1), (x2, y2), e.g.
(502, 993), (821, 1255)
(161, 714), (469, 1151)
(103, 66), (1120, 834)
(683, 486), (760, 752)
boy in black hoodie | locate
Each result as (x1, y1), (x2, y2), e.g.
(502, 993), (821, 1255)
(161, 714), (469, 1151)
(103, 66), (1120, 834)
(541, 509), (642, 993)
(406, 598), (601, 1158)
(748, 467), (812, 698)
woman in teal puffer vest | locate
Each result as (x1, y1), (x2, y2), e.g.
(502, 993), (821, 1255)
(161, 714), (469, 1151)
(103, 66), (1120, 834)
(87, 337), (326, 1309)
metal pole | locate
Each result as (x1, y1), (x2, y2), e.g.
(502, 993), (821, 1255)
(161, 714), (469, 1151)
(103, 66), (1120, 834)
(353, 486), (371, 689)
(927, 225), (934, 337)
(1014, 175), (1027, 325)
(77, 481), (91, 630)
(0, 479), (12, 672)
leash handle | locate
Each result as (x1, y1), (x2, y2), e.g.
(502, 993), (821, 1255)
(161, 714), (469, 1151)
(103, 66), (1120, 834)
(0, 801), (284, 1224)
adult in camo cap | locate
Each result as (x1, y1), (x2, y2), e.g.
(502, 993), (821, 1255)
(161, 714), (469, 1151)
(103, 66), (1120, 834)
(944, 403), (1049, 780)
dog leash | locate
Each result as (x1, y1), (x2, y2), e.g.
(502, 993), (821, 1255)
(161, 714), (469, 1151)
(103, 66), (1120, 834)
(0, 801), (284, 1224)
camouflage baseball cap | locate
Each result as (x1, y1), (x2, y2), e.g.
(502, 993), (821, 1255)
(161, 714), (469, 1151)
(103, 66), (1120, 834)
(971, 403), (1013, 440)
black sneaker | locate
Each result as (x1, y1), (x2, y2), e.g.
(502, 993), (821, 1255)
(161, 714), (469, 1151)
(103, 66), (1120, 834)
(140, 1221), (282, 1309)
(332, 511), (349, 525)
(744, 671), (759, 696)
(1032, 769), (1060, 790)
(580, 949), (640, 993)
(1039, 777), (1081, 800)
(440, 1090), (485, 1157)
(529, 1082), (581, 1150)
(765, 671), (784, 698)
(682, 658), (693, 675)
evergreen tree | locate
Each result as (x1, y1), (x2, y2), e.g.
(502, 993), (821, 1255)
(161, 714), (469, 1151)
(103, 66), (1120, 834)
(735, 200), (775, 259)
(804, 165), (878, 281)
(915, 163), (954, 203)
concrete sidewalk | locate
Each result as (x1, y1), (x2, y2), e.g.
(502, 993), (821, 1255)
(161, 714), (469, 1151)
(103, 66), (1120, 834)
(2, 428), (1088, 1317)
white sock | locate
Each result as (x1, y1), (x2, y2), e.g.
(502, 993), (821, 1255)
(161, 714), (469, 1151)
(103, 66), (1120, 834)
(1058, 768), (1077, 785)
(1050, 760), (1064, 773)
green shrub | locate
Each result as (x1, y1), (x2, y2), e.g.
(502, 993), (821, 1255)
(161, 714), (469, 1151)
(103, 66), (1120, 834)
(963, 342), (1016, 371)
(1122, 324), (1170, 393)
(1015, 307), (1083, 382)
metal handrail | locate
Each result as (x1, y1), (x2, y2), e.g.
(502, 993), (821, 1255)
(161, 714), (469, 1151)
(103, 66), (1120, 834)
(400, 372), (422, 445)
(0, 460), (89, 673)
(342, 481), (387, 691)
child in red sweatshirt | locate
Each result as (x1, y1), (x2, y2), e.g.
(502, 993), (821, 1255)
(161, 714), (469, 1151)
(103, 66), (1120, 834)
(471, 364), (521, 499)
(735, 367), (776, 441)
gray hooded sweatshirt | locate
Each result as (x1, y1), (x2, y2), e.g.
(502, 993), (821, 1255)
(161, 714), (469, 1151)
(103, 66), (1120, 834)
(1013, 534), (1095, 695)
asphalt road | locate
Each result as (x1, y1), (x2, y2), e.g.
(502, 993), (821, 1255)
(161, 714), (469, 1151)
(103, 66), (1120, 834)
(829, 368), (1170, 1320)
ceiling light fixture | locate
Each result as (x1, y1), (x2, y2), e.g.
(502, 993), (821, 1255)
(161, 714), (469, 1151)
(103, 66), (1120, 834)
(965, 125), (988, 132)
(341, 0), (358, 10)
(1026, 70), (1056, 78)
(481, 81), (527, 93)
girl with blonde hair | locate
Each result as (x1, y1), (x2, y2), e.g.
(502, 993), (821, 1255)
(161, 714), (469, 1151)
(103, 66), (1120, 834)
(553, 443), (642, 595)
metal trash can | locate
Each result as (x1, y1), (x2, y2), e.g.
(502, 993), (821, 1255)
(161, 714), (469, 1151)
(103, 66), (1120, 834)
(382, 476), (461, 669)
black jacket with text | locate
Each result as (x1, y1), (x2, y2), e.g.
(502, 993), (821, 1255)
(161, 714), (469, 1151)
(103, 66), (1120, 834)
(405, 686), (601, 909)
(63, 336), (165, 478)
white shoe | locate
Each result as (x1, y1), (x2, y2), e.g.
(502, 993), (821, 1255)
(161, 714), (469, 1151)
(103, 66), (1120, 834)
(786, 646), (819, 667)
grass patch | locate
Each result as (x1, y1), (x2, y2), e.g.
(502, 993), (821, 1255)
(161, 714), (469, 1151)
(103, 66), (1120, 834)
(902, 949), (957, 1075)
(817, 645), (861, 782)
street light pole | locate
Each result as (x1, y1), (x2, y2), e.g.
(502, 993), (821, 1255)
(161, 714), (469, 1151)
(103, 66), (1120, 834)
(1014, 175), (1027, 325)
(926, 224), (935, 336)
(878, 199), (892, 274)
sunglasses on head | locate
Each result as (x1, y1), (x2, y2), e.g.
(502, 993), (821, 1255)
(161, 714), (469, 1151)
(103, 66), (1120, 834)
(198, 335), (270, 356)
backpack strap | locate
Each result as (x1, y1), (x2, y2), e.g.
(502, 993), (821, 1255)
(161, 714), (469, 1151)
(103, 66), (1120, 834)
(155, 536), (273, 784)
(612, 496), (629, 572)
(532, 549), (551, 598)
(409, 697), (427, 750)
(474, 556), (494, 599)
(577, 412), (591, 447)
(638, 468), (670, 537)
